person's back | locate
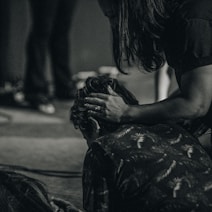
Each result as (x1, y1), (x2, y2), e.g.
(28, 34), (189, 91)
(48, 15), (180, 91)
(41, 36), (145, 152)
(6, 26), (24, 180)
(90, 123), (212, 211)
(163, 0), (212, 132)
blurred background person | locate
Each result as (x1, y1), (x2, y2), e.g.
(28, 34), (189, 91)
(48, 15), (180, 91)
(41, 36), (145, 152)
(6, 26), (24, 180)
(22, 0), (77, 114)
(0, 0), (10, 91)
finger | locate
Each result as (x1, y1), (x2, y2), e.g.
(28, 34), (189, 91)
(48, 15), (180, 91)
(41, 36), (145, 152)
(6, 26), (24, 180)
(50, 201), (59, 211)
(87, 110), (106, 120)
(84, 104), (103, 112)
(89, 93), (109, 99)
(88, 117), (100, 133)
(52, 198), (80, 212)
(107, 85), (118, 96)
(84, 97), (106, 106)
(52, 198), (69, 208)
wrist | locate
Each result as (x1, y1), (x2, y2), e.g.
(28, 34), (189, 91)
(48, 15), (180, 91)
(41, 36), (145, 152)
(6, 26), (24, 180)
(120, 105), (134, 124)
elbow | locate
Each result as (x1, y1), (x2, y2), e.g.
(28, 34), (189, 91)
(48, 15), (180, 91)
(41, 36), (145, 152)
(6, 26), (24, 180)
(187, 102), (208, 119)
(193, 108), (207, 119)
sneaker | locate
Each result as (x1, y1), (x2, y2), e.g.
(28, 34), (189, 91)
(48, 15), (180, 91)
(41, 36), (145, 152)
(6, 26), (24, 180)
(0, 91), (27, 108)
(25, 94), (55, 114)
(0, 80), (27, 107)
(13, 91), (25, 104)
(37, 103), (55, 114)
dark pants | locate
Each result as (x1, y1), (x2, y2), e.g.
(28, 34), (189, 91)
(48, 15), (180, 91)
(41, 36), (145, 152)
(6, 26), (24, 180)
(0, 0), (10, 86)
(24, 0), (77, 96)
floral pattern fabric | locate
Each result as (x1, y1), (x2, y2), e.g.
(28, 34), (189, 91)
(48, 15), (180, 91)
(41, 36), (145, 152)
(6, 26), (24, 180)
(83, 124), (212, 212)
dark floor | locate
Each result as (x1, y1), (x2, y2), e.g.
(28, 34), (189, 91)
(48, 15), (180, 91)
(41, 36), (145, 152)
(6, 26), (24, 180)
(0, 100), (86, 209)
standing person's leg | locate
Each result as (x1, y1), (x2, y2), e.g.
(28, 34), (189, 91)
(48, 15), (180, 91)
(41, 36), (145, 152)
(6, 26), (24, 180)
(50, 0), (77, 100)
(0, 0), (10, 88)
(24, 0), (59, 111)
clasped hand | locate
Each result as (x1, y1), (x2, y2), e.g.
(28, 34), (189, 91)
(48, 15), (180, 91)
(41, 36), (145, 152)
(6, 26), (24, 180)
(84, 86), (129, 123)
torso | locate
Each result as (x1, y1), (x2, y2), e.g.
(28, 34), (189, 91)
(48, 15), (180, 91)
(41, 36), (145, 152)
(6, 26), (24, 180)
(163, 0), (212, 128)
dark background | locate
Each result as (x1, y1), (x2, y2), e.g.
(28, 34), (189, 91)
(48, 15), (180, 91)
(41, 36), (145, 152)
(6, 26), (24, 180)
(0, 0), (113, 82)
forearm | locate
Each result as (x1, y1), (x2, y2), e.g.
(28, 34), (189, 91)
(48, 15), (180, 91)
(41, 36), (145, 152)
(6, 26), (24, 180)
(121, 96), (204, 125)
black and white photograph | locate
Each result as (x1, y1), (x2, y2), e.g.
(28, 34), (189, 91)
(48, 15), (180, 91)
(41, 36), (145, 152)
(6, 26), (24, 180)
(0, 0), (211, 211)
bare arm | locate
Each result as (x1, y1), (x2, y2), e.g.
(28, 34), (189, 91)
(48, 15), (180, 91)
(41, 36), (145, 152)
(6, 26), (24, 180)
(122, 65), (212, 124)
(84, 65), (212, 125)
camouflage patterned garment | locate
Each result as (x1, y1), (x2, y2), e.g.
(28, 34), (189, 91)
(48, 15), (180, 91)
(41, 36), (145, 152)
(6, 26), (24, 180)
(83, 124), (212, 212)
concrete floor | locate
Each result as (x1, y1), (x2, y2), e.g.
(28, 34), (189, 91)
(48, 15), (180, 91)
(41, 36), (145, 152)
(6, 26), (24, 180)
(0, 101), (86, 209)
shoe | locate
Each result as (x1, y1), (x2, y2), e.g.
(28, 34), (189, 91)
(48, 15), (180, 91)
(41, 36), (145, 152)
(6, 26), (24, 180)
(0, 80), (27, 107)
(13, 91), (25, 104)
(0, 91), (27, 108)
(37, 103), (55, 114)
(25, 94), (55, 114)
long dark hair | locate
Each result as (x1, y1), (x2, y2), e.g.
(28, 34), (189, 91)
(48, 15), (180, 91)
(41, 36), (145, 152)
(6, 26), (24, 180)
(109, 0), (173, 73)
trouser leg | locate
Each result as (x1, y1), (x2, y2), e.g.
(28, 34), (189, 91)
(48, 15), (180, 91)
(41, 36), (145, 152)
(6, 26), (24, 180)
(24, 0), (59, 96)
(49, 0), (77, 94)
(0, 0), (10, 86)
